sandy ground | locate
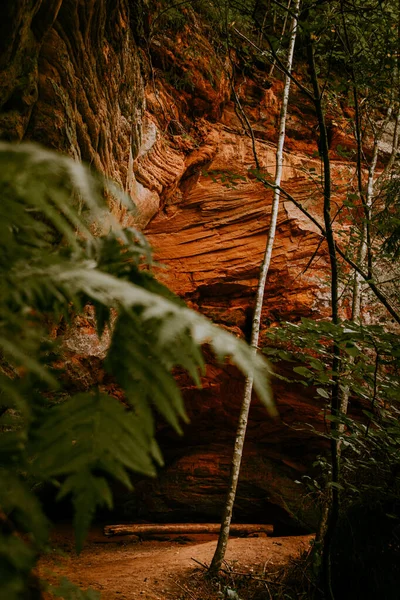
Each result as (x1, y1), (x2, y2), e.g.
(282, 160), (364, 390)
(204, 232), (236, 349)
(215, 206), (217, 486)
(38, 526), (314, 600)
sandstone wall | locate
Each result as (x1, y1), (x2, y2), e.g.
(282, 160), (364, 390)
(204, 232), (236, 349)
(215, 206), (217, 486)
(0, 2), (356, 530)
(0, 0), (144, 221)
(127, 21), (356, 529)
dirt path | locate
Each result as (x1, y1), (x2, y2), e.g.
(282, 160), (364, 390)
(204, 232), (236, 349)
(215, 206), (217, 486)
(38, 526), (313, 600)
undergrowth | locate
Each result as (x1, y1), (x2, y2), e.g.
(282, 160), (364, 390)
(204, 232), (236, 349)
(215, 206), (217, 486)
(175, 547), (320, 600)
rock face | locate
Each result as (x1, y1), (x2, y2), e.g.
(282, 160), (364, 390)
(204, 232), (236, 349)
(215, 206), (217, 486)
(124, 363), (326, 530)
(0, 0), (144, 223)
(132, 24), (356, 530)
(0, 3), (356, 529)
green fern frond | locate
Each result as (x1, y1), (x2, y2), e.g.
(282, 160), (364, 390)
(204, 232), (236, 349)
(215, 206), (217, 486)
(0, 142), (273, 597)
(0, 534), (37, 600)
(0, 472), (50, 545)
(31, 392), (158, 479)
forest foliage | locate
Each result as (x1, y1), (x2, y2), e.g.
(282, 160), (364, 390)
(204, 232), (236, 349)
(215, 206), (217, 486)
(0, 143), (272, 599)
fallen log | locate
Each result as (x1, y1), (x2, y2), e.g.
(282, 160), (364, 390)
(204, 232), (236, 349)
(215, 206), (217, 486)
(103, 523), (273, 537)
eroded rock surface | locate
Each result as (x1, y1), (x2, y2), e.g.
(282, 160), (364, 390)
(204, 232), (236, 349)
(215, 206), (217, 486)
(0, 3), (357, 529)
(0, 0), (145, 225)
(134, 26), (357, 528)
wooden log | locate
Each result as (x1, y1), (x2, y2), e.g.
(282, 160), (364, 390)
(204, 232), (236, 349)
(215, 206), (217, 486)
(103, 523), (273, 537)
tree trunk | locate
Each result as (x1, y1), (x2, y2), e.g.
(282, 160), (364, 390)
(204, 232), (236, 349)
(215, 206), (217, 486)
(208, 0), (301, 576)
(306, 38), (340, 600)
(352, 104), (394, 320)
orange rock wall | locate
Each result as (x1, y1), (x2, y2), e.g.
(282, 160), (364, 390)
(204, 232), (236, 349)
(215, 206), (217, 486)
(0, 4), (358, 529)
(132, 22), (358, 528)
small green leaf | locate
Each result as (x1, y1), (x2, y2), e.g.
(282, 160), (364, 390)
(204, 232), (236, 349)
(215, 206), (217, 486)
(293, 366), (313, 378)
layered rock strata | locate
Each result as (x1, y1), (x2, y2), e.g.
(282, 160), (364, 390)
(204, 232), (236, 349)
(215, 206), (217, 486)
(0, 4), (357, 529)
(130, 28), (356, 529)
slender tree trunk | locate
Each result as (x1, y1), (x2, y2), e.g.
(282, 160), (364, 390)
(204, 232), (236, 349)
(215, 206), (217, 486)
(351, 151), (377, 321)
(306, 39), (340, 600)
(208, 0), (301, 576)
(352, 103), (395, 320)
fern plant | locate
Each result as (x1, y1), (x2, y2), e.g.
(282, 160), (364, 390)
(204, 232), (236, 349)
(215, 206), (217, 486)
(0, 143), (272, 599)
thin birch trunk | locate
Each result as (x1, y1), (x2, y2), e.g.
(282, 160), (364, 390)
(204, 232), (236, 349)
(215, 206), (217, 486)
(352, 104), (395, 321)
(306, 37), (340, 600)
(378, 107), (400, 182)
(344, 104), (400, 454)
(208, 0), (301, 576)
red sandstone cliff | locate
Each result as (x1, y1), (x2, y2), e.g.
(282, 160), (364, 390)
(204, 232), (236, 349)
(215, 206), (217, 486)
(0, 1), (359, 530)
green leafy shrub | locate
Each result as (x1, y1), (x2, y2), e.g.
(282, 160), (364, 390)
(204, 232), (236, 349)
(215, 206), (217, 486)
(264, 316), (400, 587)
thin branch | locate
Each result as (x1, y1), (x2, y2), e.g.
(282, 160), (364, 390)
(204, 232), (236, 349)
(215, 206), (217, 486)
(231, 85), (260, 170)
(269, 0), (292, 78)
(191, 557), (209, 570)
(172, 579), (197, 600)
(256, 177), (400, 325)
(231, 26), (314, 100)
(300, 236), (325, 276)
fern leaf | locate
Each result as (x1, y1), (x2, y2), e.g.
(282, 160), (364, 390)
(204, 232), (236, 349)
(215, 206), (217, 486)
(0, 472), (49, 546)
(48, 266), (273, 411)
(58, 471), (112, 552)
(0, 534), (37, 600)
(31, 393), (157, 481)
